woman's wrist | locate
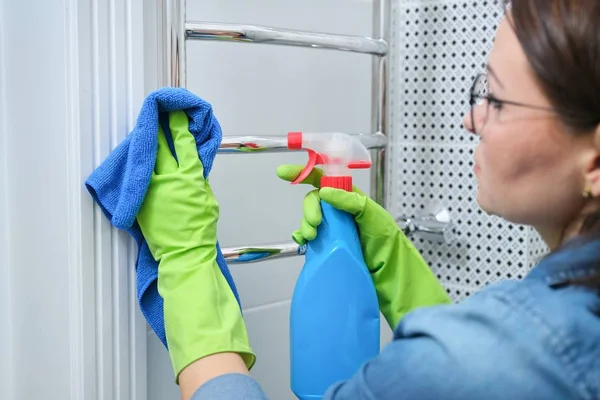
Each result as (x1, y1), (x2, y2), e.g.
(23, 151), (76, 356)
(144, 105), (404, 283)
(178, 352), (250, 400)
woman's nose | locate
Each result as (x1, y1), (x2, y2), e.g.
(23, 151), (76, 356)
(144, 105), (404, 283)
(462, 110), (475, 134)
(463, 104), (486, 136)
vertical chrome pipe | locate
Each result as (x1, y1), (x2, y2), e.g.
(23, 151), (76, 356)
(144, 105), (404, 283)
(370, 0), (391, 208)
(165, 0), (186, 87)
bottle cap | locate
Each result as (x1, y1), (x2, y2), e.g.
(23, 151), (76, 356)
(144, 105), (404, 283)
(321, 176), (352, 192)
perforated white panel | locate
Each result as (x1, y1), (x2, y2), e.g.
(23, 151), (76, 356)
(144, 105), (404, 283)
(389, 0), (548, 301)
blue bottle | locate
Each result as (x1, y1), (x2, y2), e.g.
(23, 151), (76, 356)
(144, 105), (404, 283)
(286, 130), (381, 399)
(290, 200), (380, 399)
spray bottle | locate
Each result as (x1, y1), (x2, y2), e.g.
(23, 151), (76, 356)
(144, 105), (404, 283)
(287, 131), (380, 399)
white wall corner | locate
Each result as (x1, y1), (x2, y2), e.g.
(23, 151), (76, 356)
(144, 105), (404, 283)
(0, 0), (148, 398)
(0, 0), (150, 393)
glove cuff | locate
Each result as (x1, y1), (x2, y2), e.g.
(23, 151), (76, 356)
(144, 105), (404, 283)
(157, 248), (256, 382)
(172, 338), (257, 383)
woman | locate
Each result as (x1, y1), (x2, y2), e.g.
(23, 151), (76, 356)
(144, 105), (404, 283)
(136, 1), (600, 399)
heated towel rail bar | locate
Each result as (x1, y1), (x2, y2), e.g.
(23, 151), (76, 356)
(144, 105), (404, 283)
(221, 207), (455, 264)
(162, 0), (453, 264)
(218, 133), (388, 153)
(185, 22), (388, 56)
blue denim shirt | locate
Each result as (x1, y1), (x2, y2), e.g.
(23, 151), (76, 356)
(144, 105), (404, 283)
(193, 238), (600, 399)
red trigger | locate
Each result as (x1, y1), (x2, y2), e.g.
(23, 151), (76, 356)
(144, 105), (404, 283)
(292, 149), (323, 184)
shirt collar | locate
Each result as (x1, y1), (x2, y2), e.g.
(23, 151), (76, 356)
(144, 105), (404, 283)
(526, 237), (600, 287)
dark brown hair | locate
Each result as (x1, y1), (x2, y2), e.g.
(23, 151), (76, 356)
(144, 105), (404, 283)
(504, 0), (600, 284)
(506, 0), (600, 132)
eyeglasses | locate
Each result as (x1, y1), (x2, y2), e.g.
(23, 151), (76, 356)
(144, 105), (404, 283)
(468, 73), (555, 135)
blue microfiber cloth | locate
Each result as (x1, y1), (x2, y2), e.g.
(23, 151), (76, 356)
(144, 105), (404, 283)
(85, 87), (242, 348)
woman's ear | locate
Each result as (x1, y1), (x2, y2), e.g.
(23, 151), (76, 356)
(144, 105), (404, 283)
(583, 126), (600, 197)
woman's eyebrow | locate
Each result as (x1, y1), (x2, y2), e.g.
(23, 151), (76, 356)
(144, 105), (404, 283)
(486, 64), (505, 90)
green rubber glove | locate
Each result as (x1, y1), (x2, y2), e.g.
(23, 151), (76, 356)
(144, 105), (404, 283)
(277, 164), (452, 329)
(136, 111), (255, 381)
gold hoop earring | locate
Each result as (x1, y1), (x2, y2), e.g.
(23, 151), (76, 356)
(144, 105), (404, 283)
(583, 184), (593, 199)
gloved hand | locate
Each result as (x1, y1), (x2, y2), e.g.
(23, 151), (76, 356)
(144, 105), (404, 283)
(277, 165), (452, 329)
(136, 111), (255, 381)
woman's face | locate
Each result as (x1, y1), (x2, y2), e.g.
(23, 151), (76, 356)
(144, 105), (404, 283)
(462, 16), (594, 236)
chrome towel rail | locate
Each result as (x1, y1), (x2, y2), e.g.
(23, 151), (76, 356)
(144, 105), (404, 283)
(165, 0), (390, 205)
(162, 0), (453, 264)
(185, 22), (388, 56)
(218, 133), (387, 154)
(223, 207), (455, 264)
(222, 242), (306, 264)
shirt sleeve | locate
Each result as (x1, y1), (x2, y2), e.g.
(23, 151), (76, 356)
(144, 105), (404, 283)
(323, 282), (576, 400)
(191, 373), (269, 400)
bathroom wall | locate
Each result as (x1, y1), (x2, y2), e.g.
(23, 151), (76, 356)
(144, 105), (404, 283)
(144, 1), (393, 399)
(1, 0), (147, 399)
(143, 1), (549, 398)
(0, 1), (549, 399)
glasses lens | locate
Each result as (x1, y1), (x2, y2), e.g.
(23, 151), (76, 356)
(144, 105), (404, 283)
(470, 74), (489, 134)
(473, 74), (488, 98)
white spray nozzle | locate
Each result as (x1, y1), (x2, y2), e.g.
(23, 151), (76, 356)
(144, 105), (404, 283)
(287, 132), (371, 190)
